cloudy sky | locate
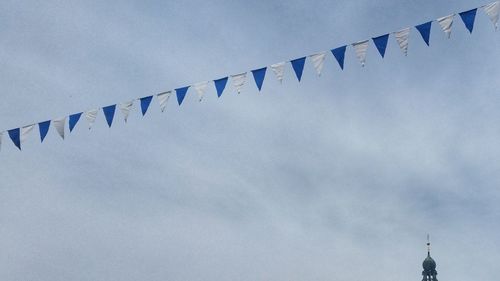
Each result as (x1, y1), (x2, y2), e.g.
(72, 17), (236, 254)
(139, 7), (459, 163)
(1, 0), (499, 280)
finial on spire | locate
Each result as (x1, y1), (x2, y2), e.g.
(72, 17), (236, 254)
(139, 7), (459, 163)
(427, 234), (431, 255)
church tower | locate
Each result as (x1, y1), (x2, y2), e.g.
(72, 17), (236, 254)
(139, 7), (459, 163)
(422, 235), (438, 281)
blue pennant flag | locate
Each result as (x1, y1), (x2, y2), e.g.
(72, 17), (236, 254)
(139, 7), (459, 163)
(415, 21), (432, 46)
(140, 96), (153, 116)
(251, 67), (267, 91)
(8, 128), (21, 150)
(372, 34), (389, 58)
(102, 105), (116, 128)
(459, 8), (477, 33)
(176, 86), (190, 106)
(290, 57), (306, 82)
(214, 77), (228, 98)
(38, 120), (51, 143)
(331, 46), (346, 70)
(69, 112), (82, 132)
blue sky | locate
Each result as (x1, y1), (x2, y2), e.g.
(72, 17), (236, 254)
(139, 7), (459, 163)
(1, 0), (499, 280)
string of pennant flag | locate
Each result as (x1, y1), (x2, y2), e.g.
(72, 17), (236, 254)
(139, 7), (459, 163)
(1, 2), (499, 152)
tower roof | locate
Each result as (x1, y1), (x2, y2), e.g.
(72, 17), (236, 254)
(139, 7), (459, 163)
(423, 252), (437, 271)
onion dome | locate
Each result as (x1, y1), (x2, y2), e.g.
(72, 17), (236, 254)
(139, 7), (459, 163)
(423, 252), (437, 271)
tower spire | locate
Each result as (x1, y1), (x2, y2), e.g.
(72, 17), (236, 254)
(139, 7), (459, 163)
(422, 235), (438, 281)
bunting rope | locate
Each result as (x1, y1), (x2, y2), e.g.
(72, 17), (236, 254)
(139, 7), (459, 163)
(2, 1), (499, 151)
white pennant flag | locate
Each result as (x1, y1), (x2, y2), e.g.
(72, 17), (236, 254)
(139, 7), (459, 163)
(119, 100), (134, 122)
(310, 52), (327, 76)
(437, 14), (454, 38)
(231, 72), (247, 94)
(193, 81), (209, 102)
(20, 124), (35, 144)
(53, 117), (66, 140)
(484, 1), (500, 30)
(352, 40), (369, 67)
(270, 62), (286, 83)
(157, 91), (172, 112)
(85, 108), (98, 129)
(394, 27), (411, 56)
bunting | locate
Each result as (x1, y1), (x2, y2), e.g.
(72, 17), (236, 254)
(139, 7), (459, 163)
(176, 87), (190, 105)
(214, 77), (229, 97)
(394, 27), (411, 56)
(415, 21), (432, 46)
(85, 108), (98, 129)
(140, 96), (153, 116)
(484, 1), (499, 30)
(1, 1), (497, 153)
(352, 40), (369, 67)
(231, 72), (247, 94)
(331, 46), (346, 70)
(102, 105), (116, 128)
(270, 62), (286, 83)
(290, 57), (306, 81)
(310, 52), (327, 76)
(38, 120), (51, 142)
(372, 34), (389, 58)
(157, 91), (172, 112)
(251, 67), (267, 91)
(69, 112), (82, 132)
(119, 100), (134, 122)
(20, 124), (34, 146)
(459, 9), (477, 33)
(193, 81), (209, 101)
(8, 128), (21, 150)
(53, 117), (66, 139)
(437, 14), (454, 38)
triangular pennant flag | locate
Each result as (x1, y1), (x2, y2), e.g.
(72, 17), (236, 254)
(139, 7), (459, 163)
(157, 91), (172, 112)
(231, 72), (247, 94)
(484, 1), (500, 30)
(437, 14), (454, 38)
(270, 62), (286, 83)
(8, 128), (21, 150)
(175, 86), (190, 105)
(290, 57), (306, 81)
(459, 8), (477, 33)
(53, 117), (66, 139)
(69, 112), (82, 132)
(415, 21), (432, 46)
(85, 108), (98, 129)
(102, 105), (116, 128)
(214, 77), (228, 97)
(140, 96), (153, 116)
(372, 34), (389, 58)
(394, 27), (411, 56)
(352, 40), (369, 67)
(38, 120), (51, 142)
(193, 81), (209, 101)
(331, 46), (347, 70)
(20, 124), (34, 145)
(310, 52), (327, 76)
(251, 67), (267, 91)
(119, 100), (134, 122)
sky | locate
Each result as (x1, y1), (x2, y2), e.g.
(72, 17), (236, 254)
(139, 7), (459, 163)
(1, 0), (499, 280)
